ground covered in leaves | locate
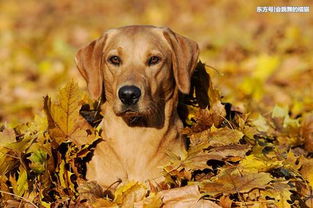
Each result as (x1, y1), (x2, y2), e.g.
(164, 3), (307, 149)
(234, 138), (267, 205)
(1, 0), (313, 207)
(1, 64), (313, 207)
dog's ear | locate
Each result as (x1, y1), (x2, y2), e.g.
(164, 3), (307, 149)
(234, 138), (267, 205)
(75, 35), (107, 99)
(162, 28), (199, 94)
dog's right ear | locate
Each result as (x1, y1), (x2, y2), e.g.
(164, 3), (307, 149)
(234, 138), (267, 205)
(75, 35), (107, 99)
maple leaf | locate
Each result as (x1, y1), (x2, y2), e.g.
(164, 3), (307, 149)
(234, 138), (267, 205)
(9, 167), (29, 197)
(160, 185), (221, 208)
(249, 113), (270, 133)
(28, 148), (48, 174)
(114, 181), (147, 207)
(301, 113), (313, 151)
(261, 181), (293, 208)
(200, 168), (273, 195)
(0, 176), (12, 204)
(239, 154), (283, 173)
(0, 124), (16, 144)
(189, 126), (244, 147)
(272, 105), (300, 129)
(166, 125), (249, 178)
(219, 195), (232, 208)
(44, 81), (94, 145)
(133, 193), (162, 208)
(300, 158), (313, 189)
(91, 199), (118, 208)
(0, 125), (35, 175)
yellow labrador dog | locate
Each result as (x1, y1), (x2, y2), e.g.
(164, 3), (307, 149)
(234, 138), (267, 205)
(75, 25), (199, 187)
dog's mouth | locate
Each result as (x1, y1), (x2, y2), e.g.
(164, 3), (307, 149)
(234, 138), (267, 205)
(116, 109), (147, 127)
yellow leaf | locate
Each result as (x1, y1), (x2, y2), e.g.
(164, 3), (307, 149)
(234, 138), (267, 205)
(272, 105), (300, 129)
(272, 105), (288, 118)
(133, 192), (162, 208)
(92, 198), (118, 208)
(239, 154), (282, 173)
(239, 78), (264, 101)
(0, 125), (16, 145)
(114, 181), (147, 206)
(28, 149), (48, 174)
(262, 182), (293, 208)
(250, 113), (269, 132)
(254, 54), (280, 81)
(44, 81), (94, 144)
(14, 168), (28, 196)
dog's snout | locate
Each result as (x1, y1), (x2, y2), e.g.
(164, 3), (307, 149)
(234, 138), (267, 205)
(118, 85), (141, 105)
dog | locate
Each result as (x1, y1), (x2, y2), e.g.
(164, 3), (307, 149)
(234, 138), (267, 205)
(75, 25), (199, 187)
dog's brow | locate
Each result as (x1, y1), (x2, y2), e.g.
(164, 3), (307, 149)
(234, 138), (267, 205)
(146, 50), (163, 56)
(107, 47), (123, 55)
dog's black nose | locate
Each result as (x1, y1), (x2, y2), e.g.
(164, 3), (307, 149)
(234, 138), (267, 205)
(118, 85), (141, 105)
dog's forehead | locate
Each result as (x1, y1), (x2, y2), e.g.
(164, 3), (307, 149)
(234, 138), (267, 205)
(105, 26), (167, 49)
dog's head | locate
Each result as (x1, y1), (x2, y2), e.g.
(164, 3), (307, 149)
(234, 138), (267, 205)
(75, 25), (199, 127)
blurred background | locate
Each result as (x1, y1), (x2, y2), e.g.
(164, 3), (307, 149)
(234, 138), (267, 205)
(1, 0), (312, 125)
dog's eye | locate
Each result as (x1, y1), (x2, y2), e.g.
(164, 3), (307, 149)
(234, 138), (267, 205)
(108, 56), (121, 66)
(148, 56), (161, 66)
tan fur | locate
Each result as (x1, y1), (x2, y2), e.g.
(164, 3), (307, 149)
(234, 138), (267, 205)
(75, 25), (199, 187)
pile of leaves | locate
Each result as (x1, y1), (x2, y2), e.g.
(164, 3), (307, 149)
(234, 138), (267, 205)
(1, 62), (313, 208)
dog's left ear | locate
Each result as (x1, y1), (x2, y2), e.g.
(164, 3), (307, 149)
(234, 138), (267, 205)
(75, 34), (107, 99)
(162, 28), (199, 94)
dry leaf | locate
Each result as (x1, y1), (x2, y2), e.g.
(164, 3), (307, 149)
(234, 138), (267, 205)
(44, 81), (94, 145)
(114, 181), (147, 207)
(301, 113), (313, 151)
(200, 168), (272, 195)
(160, 185), (221, 208)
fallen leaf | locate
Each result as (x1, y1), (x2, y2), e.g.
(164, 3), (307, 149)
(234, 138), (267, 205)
(301, 113), (313, 151)
(44, 81), (94, 145)
(114, 181), (147, 207)
(160, 185), (221, 208)
(239, 154), (282, 173)
(200, 168), (272, 195)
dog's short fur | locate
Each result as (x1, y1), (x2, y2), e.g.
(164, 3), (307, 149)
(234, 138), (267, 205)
(75, 25), (199, 187)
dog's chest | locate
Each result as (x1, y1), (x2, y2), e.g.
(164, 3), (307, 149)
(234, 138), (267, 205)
(101, 117), (170, 180)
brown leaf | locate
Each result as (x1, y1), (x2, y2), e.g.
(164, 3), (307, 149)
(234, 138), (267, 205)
(306, 195), (313, 208)
(190, 126), (244, 147)
(219, 195), (233, 208)
(0, 125), (16, 145)
(160, 185), (221, 208)
(301, 113), (313, 152)
(300, 158), (313, 189)
(200, 168), (272, 195)
(78, 180), (107, 202)
(204, 144), (250, 161)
